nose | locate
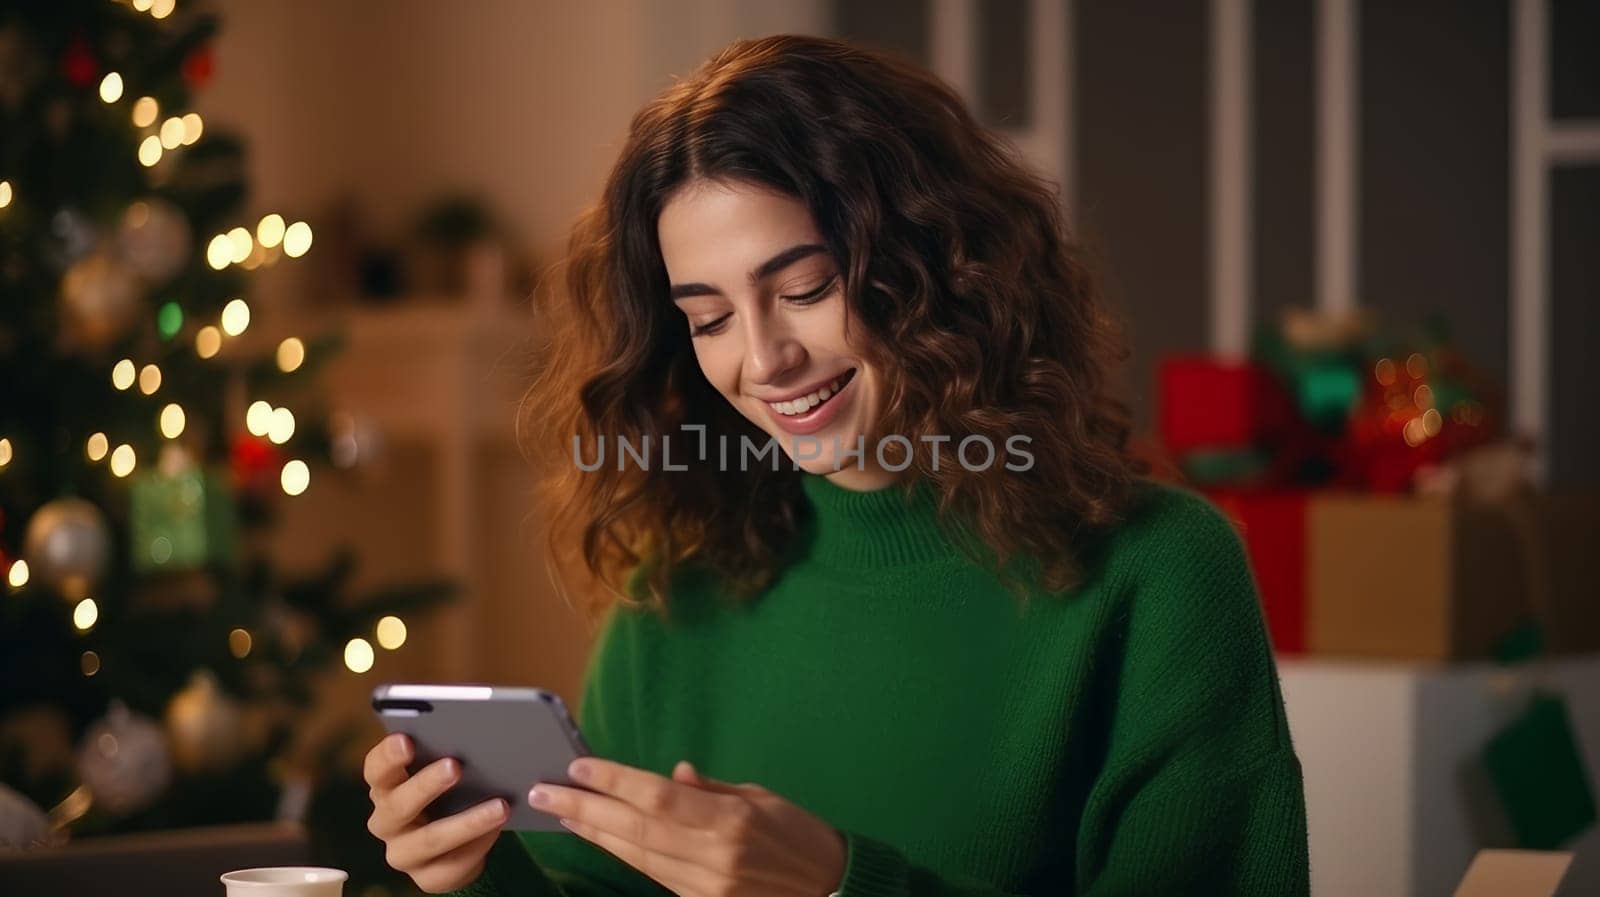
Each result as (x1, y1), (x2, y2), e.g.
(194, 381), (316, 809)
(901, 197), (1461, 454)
(741, 310), (805, 387)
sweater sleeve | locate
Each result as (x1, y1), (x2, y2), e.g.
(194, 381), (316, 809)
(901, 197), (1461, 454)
(443, 601), (672, 897)
(1072, 488), (1309, 896)
(826, 488), (1309, 897)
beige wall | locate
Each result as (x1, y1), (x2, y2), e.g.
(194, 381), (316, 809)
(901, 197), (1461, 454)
(200, 0), (825, 280)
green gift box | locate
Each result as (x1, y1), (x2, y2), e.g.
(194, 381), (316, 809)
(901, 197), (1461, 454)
(129, 464), (238, 572)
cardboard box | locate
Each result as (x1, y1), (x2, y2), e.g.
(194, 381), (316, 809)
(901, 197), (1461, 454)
(1307, 494), (1528, 660)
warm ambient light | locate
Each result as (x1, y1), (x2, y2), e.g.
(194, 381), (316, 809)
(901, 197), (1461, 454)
(99, 72), (123, 103)
(110, 444), (136, 478)
(276, 337), (305, 372)
(375, 616), (407, 650)
(282, 221), (313, 258)
(221, 298), (250, 336)
(280, 459), (310, 496)
(246, 401), (274, 437)
(267, 407), (295, 445)
(196, 325), (222, 358)
(344, 638), (374, 673)
(73, 598), (98, 631)
(112, 358), (136, 390)
(160, 404), (186, 439)
(86, 432), (109, 461)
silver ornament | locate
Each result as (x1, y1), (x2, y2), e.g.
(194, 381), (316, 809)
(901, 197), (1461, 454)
(0, 782), (52, 849)
(116, 199), (192, 283)
(59, 249), (142, 352)
(23, 497), (111, 597)
(76, 701), (172, 818)
(165, 669), (246, 774)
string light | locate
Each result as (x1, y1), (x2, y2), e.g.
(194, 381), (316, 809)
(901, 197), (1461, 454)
(110, 444), (137, 478)
(157, 301), (183, 339)
(150, 0), (174, 19)
(132, 96), (158, 128)
(160, 404), (186, 439)
(0, 437), (10, 468)
(221, 298), (250, 336)
(86, 432), (109, 461)
(257, 214), (285, 248)
(246, 400), (274, 436)
(1413, 384), (1434, 409)
(226, 227), (252, 264)
(132, 0), (154, 11)
(267, 407), (295, 444)
(138, 135), (162, 167)
(282, 221), (313, 258)
(81, 651), (100, 677)
(138, 363), (162, 395)
(206, 234), (232, 269)
(1405, 353), (1428, 379)
(73, 598), (98, 631)
(0, 180), (11, 208)
(196, 325), (222, 358)
(376, 616), (407, 650)
(7, 559), (29, 589)
(99, 72), (124, 103)
(277, 337), (305, 373)
(344, 638), (374, 673)
(112, 358), (136, 390)
(229, 628), (252, 658)
(281, 459), (310, 496)
(159, 116), (184, 150)
(1422, 408), (1443, 437)
(180, 112), (203, 145)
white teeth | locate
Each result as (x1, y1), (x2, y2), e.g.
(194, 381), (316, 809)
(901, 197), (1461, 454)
(769, 375), (846, 416)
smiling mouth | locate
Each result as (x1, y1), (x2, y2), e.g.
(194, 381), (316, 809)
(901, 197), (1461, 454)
(766, 368), (857, 417)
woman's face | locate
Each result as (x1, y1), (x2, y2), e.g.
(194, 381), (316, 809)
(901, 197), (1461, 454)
(658, 178), (894, 491)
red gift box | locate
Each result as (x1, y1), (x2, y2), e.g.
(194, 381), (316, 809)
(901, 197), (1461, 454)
(1158, 357), (1293, 455)
(1210, 489), (1309, 654)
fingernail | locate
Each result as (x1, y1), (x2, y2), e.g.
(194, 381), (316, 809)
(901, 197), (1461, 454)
(567, 759), (591, 783)
(529, 785), (553, 808)
(482, 798), (508, 819)
(440, 758), (459, 779)
(559, 818), (576, 832)
(389, 735), (410, 761)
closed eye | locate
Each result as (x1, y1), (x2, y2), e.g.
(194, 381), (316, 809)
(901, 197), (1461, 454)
(783, 275), (838, 306)
(690, 313), (731, 337)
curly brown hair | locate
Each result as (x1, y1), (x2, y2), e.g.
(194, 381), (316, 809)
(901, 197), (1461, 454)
(520, 34), (1144, 617)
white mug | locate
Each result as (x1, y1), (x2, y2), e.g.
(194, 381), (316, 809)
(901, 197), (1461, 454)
(220, 866), (348, 896)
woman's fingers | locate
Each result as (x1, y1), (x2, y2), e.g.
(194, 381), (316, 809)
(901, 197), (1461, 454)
(408, 827), (504, 894)
(560, 817), (719, 896)
(363, 733), (413, 793)
(369, 757), (460, 839)
(386, 797), (510, 871)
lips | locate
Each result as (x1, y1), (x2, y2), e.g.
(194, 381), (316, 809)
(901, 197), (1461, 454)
(760, 368), (857, 437)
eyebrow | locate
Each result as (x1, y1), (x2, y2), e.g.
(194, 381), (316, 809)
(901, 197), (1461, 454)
(668, 243), (829, 301)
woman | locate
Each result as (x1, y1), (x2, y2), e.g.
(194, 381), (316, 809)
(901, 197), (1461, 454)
(364, 34), (1308, 897)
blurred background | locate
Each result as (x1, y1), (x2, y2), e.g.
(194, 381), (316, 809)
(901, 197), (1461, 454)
(1, 1), (1596, 895)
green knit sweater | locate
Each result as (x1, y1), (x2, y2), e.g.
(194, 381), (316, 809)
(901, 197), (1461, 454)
(448, 475), (1309, 896)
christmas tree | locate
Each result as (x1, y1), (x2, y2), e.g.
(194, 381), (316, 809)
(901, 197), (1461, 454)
(0, 0), (452, 875)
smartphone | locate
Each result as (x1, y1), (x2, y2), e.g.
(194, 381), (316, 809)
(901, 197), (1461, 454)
(371, 683), (592, 832)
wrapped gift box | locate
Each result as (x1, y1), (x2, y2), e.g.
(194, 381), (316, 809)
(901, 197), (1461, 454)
(1158, 356), (1293, 455)
(1212, 489), (1310, 654)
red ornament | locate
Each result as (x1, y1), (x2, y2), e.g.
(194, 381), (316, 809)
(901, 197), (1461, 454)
(61, 37), (99, 88)
(230, 433), (283, 493)
(182, 44), (215, 89)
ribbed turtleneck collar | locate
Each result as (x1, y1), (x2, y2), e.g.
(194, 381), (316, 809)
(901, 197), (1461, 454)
(798, 473), (967, 569)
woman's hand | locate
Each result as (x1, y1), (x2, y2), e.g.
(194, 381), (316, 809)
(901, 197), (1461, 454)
(363, 733), (512, 894)
(528, 757), (847, 897)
